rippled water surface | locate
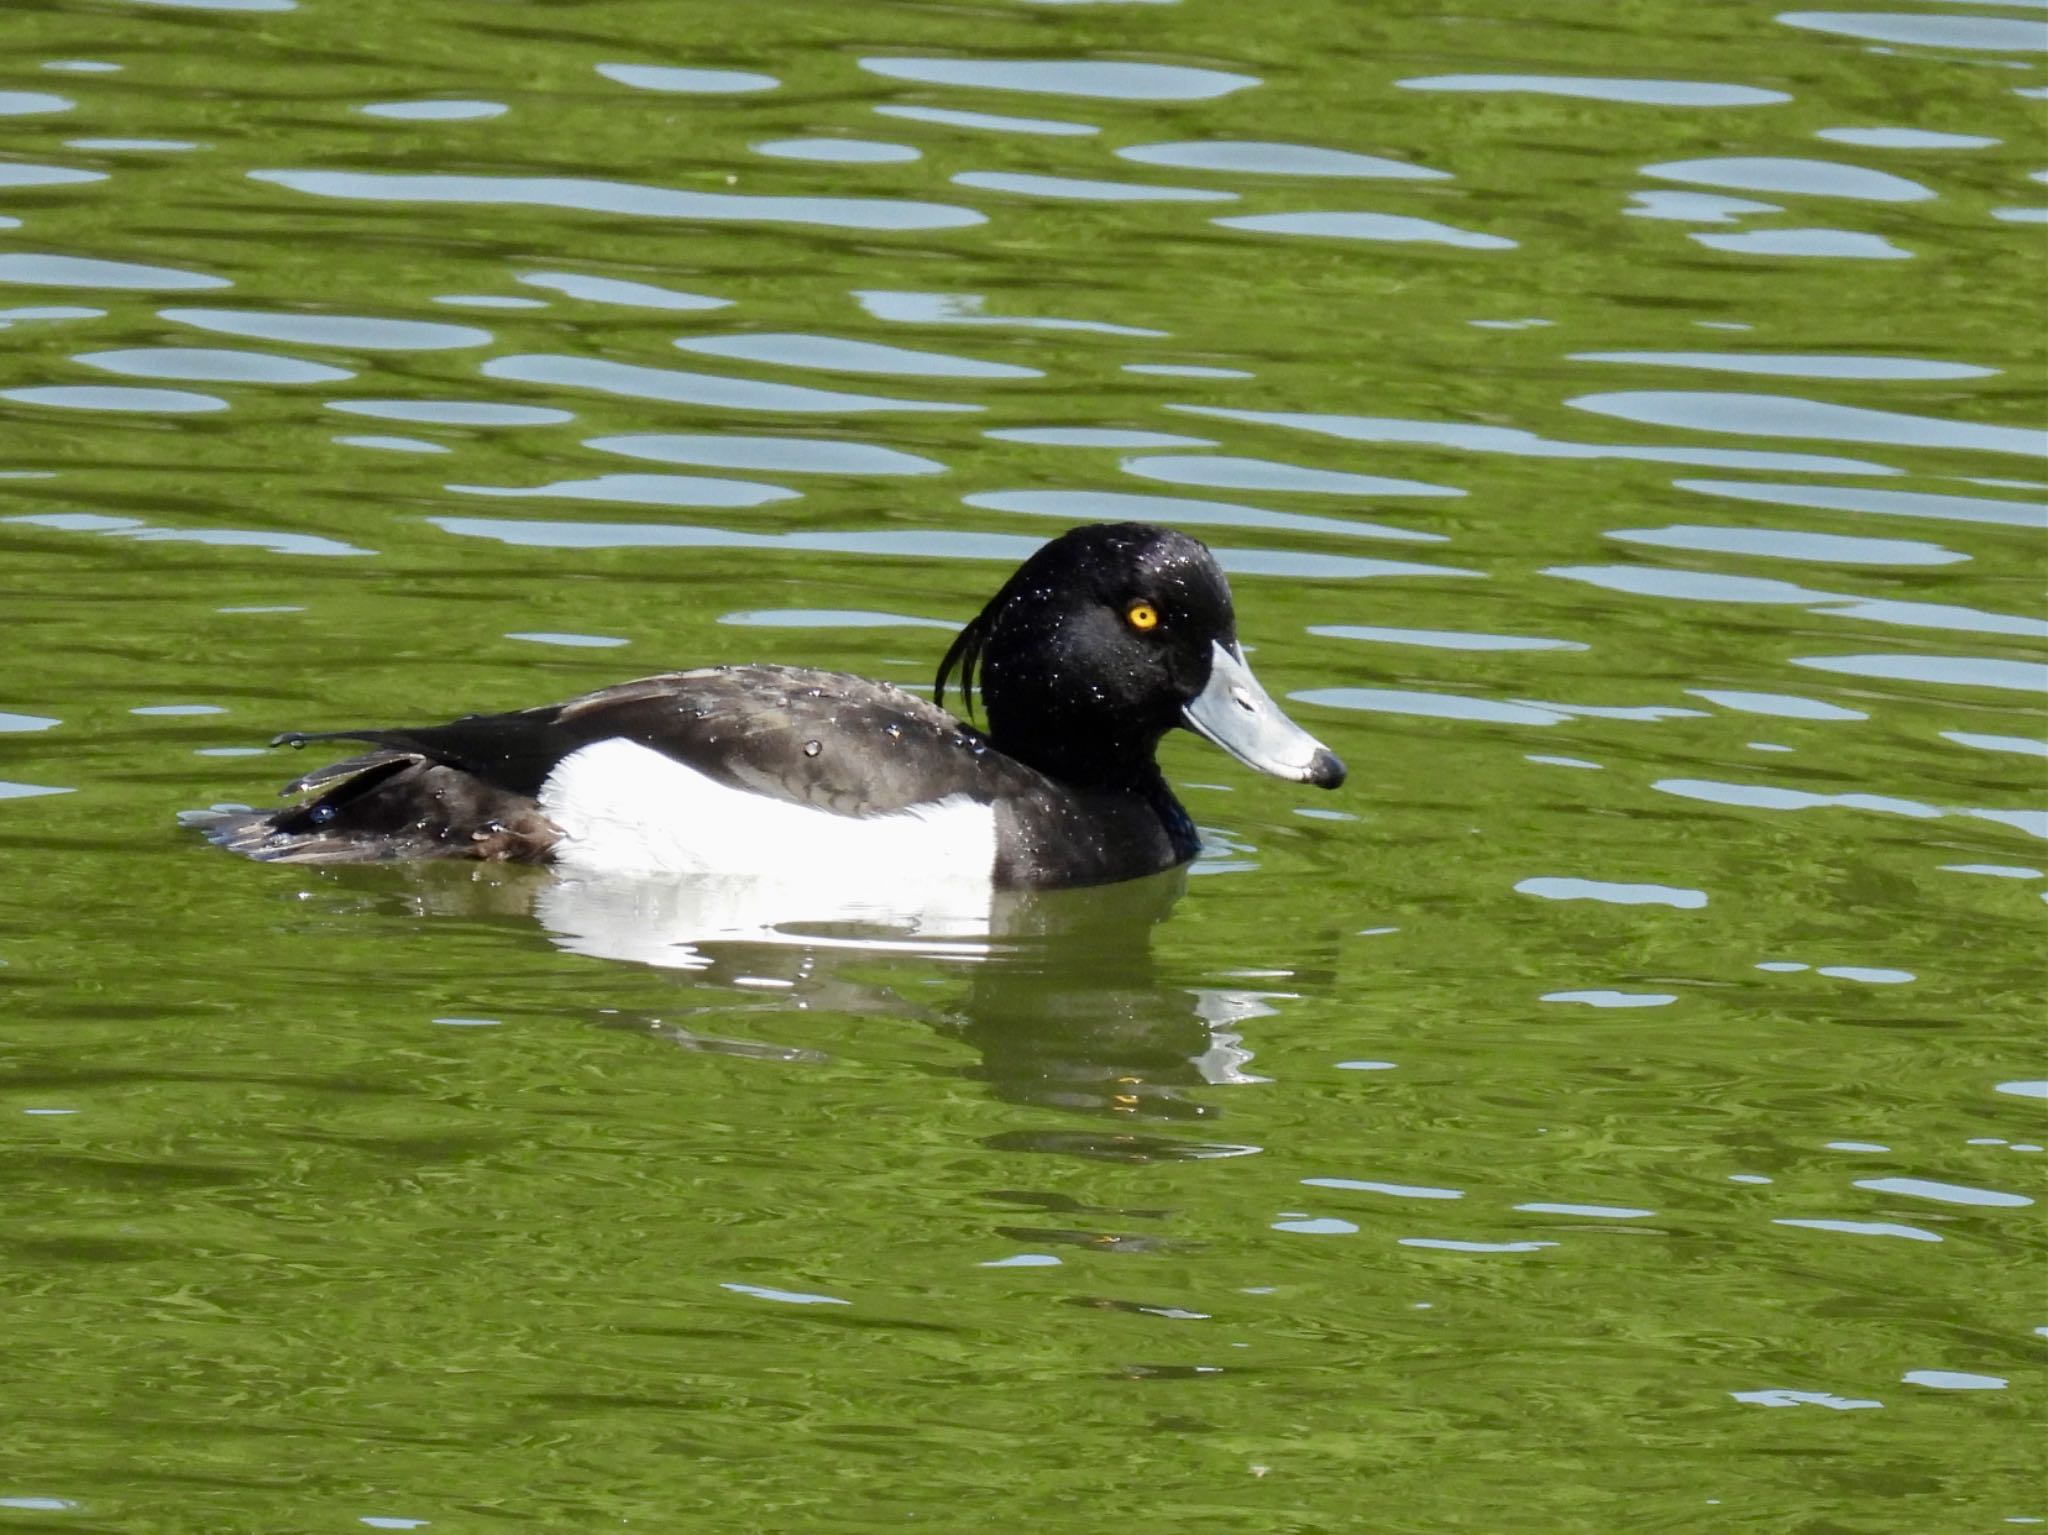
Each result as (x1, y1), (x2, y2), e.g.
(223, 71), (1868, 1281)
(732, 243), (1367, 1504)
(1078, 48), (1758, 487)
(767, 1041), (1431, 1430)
(4, 0), (2044, 1528)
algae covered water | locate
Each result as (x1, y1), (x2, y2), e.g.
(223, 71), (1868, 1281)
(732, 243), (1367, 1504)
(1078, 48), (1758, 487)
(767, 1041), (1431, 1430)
(2, 0), (2043, 1528)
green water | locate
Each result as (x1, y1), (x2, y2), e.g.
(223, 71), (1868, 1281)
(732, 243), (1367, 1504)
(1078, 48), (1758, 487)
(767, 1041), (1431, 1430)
(3, 0), (2044, 1529)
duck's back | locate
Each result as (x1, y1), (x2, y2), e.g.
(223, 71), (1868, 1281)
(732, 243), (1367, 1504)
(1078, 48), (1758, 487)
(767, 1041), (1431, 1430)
(194, 665), (1194, 888)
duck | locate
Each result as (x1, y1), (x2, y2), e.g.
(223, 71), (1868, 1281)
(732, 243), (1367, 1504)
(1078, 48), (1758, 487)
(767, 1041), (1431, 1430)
(191, 522), (1345, 890)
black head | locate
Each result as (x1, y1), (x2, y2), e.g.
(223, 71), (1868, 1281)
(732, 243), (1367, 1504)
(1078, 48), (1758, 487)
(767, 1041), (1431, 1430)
(936, 523), (1344, 791)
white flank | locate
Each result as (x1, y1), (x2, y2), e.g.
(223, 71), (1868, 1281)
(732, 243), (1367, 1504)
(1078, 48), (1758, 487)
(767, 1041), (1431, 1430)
(539, 737), (998, 905)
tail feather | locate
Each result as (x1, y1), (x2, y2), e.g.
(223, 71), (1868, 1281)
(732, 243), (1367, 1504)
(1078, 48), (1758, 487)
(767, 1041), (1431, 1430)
(187, 746), (561, 864)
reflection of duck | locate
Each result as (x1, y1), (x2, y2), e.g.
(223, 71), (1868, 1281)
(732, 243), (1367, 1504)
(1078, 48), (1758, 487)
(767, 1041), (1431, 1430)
(190, 523), (1343, 896)
(357, 859), (1294, 1143)
(528, 864), (1292, 1139)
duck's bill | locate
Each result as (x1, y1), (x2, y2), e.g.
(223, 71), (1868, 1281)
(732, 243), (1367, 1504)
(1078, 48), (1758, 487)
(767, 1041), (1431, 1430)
(1183, 641), (1346, 789)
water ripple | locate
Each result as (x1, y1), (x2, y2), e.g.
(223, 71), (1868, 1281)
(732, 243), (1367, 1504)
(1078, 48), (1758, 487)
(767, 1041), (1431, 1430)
(250, 169), (984, 232)
(1675, 478), (2045, 529)
(859, 57), (1259, 102)
(588, 434), (946, 476)
(1515, 878), (1708, 909)
(1215, 212), (1515, 250)
(1570, 392), (2046, 457)
(449, 474), (799, 510)
(1179, 406), (1898, 475)
(1777, 11), (2048, 51)
(1400, 74), (1789, 107)
(78, 347), (352, 385)
(1118, 140), (1448, 180)
(0, 253), (229, 291)
(596, 64), (778, 95)
(1572, 350), (1993, 381)
(1643, 156), (1935, 202)
(516, 271), (728, 310)
(161, 306), (486, 350)
(675, 332), (1039, 379)
(955, 171), (1235, 203)
(1121, 454), (1461, 501)
(873, 104), (1097, 137)
(481, 354), (973, 415)
(967, 489), (1451, 545)
(1607, 524), (1965, 566)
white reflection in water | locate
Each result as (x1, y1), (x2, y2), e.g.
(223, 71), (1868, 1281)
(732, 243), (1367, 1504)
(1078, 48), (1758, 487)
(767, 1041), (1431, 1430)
(0, 91), (73, 114)
(1941, 731), (2047, 757)
(1572, 350), (1993, 381)
(1313, 625), (1585, 652)
(2, 385), (225, 413)
(719, 609), (954, 630)
(1570, 391), (2046, 456)
(1625, 191), (1782, 222)
(989, 427), (1214, 448)
(856, 288), (1166, 336)
(1774, 1218), (1941, 1242)
(1643, 156), (1934, 202)
(1294, 689), (1563, 726)
(360, 100), (505, 121)
(6, 510), (368, 557)
(874, 104), (1097, 137)
(968, 489), (1455, 548)
(1687, 689), (1867, 721)
(0, 253), (229, 290)
(0, 164), (104, 189)
(1547, 564), (1830, 604)
(755, 138), (919, 164)
(1180, 405), (1899, 475)
(594, 64), (777, 94)
(328, 399), (571, 427)
(1731, 1388), (1883, 1410)
(1777, 11), (2048, 51)
(1853, 1177), (2029, 1207)
(1118, 140), (1449, 179)
(1607, 524), (1965, 565)
(77, 347), (352, 385)
(1669, 776), (1907, 821)
(66, 138), (202, 152)
(589, 434), (945, 476)
(1515, 878), (1707, 909)
(1120, 453), (1461, 501)
(675, 332), (1040, 379)
(516, 271), (728, 310)
(1399, 74), (1789, 107)
(1216, 212), (1515, 249)
(335, 435), (443, 454)
(428, 516), (1440, 581)
(250, 169), (984, 232)
(1692, 229), (1913, 260)
(1816, 127), (2000, 150)
(1303, 1178), (1462, 1199)
(535, 872), (993, 971)
(1398, 1238), (1558, 1252)
(161, 306), (486, 350)
(1676, 478), (2046, 529)
(1123, 364), (1251, 379)
(859, 57), (1259, 101)
(955, 171), (1235, 202)
(1792, 654), (2048, 691)
(0, 306), (104, 323)
(1901, 1370), (2007, 1391)
(448, 473), (798, 510)
(481, 354), (971, 414)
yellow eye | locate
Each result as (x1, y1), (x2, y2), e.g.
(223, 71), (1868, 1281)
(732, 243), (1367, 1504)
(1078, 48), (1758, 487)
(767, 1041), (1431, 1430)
(1126, 601), (1160, 632)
